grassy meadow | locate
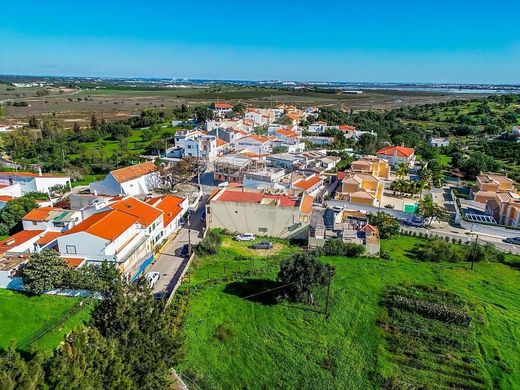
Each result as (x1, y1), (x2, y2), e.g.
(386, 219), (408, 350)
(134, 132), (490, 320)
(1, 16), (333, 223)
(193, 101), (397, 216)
(0, 289), (92, 353)
(174, 235), (520, 389)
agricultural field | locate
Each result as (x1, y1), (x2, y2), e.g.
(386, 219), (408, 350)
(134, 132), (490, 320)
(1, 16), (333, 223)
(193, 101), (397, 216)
(0, 83), (483, 125)
(0, 289), (92, 353)
(174, 235), (520, 389)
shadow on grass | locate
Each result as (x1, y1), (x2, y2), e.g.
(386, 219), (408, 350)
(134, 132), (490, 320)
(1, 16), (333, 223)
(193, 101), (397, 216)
(223, 278), (283, 305)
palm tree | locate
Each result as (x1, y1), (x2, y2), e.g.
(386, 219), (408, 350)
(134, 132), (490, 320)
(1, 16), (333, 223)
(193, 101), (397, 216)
(396, 163), (409, 180)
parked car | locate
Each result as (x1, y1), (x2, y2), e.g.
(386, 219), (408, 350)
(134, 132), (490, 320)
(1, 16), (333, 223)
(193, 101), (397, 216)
(145, 272), (160, 288)
(234, 233), (256, 241)
(217, 181), (229, 188)
(503, 237), (520, 245)
(331, 206), (343, 214)
(180, 244), (191, 257)
(405, 217), (424, 227)
(251, 241), (273, 250)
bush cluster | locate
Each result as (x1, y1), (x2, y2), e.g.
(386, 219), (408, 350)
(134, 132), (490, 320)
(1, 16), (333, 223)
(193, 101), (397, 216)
(194, 230), (223, 255)
(320, 239), (366, 257)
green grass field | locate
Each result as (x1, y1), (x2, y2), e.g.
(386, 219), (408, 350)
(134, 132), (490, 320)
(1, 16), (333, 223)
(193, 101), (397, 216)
(0, 289), (92, 353)
(174, 235), (520, 389)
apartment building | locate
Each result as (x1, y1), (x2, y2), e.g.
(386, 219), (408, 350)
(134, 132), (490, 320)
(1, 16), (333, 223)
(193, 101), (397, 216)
(351, 156), (391, 180)
(474, 173), (517, 204)
(336, 172), (384, 206)
(206, 187), (313, 238)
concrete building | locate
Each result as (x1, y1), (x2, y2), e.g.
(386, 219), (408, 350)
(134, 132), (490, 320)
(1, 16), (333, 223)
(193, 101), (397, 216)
(474, 173), (517, 204)
(22, 207), (80, 232)
(351, 156), (391, 180)
(206, 187), (313, 238)
(336, 172), (384, 206)
(376, 146), (416, 168)
(0, 171), (70, 197)
(232, 134), (273, 155)
(211, 102), (233, 118)
(89, 161), (158, 196)
(213, 154), (266, 183)
(429, 137), (450, 147)
(167, 130), (222, 161)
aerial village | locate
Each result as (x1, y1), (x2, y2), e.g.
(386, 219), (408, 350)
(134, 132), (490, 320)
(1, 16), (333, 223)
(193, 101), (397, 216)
(0, 102), (519, 291)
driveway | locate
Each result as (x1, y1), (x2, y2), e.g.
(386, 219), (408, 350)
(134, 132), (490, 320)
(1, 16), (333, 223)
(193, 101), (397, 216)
(148, 198), (206, 295)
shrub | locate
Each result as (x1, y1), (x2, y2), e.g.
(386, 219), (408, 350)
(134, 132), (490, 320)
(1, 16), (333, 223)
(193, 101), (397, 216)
(194, 230), (223, 255)
(414, 239), (466, 263)
(323, 239), (366, 257)
(379, 250), (391, 260)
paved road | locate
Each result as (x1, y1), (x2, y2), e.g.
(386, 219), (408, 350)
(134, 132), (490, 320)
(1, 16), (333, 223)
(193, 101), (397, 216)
(401, 224), (520, 255)
(149, 199), (206, 295)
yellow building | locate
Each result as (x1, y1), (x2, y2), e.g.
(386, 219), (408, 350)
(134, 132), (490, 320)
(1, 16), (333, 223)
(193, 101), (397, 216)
(351, 156), (390, 180)
(336, 172), (384, 206)
(486, 192), (520, 227)
(474, 173), (516, 204)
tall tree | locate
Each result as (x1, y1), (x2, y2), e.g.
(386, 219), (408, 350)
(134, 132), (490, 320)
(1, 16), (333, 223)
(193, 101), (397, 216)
(417, 195), (448, 226)
(22, 250), (69, 295)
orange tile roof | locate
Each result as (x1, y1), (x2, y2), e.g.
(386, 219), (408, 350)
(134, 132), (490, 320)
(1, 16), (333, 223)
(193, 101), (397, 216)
(0, 195), (14, 202)
(216, 138), (228, 147)
(22, 207), (66, 222)
(110, 162), (158, 183)
(286, 113), (299, 121)
(111, 197), (163, 227)
(61, 209), (139, 241)
(293, 175), (323, 191)
(146, 195), (185, 227)
(249, 134), (269, 143)
(61, 257), (85, 268)
(338, 124), (356, 131)
(276, 128), (299, 139)
(214, 103), (233, 109)
(0, 230), (44, 255)
(299, 194), (314, 214)
(36, 231), (63, 245)
(377, 146), (415, 158)
(0, 171), (66, 178)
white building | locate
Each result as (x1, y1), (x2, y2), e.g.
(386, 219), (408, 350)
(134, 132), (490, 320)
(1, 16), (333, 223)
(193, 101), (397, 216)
(0, 171), (70, 197)
(168, 130), (221, 161)
(429, 137), (450, 147)
(376, 146), (416, 169)
(233, 135), (273, 155)
(89, 161), (158, 196)
(211, 103), (233, 118)
(22, 207), (81, 232)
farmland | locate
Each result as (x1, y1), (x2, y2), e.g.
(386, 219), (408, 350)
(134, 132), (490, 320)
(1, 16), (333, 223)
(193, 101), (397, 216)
(174, 235), (520, 389)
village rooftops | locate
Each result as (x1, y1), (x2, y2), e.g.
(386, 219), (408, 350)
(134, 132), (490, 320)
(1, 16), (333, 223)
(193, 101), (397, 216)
(61, 209), (139, 241)
(22, 207), (76, 222)
(111, 196), (163, 227)
(476, 173), (516, 187)
(110, 161), (158, 184)
(0, 230), (44, 256)
(213, 102), (233, 109)
(146, 195), (185, 227)
(211, 187), (313, 214)
(376, 146), (415, 158)
(214, 154), (254, 168)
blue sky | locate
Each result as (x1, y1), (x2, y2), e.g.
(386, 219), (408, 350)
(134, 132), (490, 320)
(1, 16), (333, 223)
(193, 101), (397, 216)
(1, 0), (519, 83)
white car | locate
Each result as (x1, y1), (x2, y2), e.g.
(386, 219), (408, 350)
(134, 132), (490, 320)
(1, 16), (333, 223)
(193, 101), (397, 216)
(234, 233), (256, 241)
(145, 272), (160, 288)
(218, 181), (229, 188)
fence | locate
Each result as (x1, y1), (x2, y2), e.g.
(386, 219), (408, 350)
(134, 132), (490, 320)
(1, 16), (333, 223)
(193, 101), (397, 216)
(16, 298), (89, 350)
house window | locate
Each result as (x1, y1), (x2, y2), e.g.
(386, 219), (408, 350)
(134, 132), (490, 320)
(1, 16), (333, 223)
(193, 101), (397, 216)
(258, 227), (267, 233)
(32, 221), (38, 226)
(65, 245), (77, 254)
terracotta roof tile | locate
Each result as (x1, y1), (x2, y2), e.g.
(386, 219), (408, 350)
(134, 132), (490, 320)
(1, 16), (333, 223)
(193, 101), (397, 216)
(0, 230), (44, 255)
(376, 146), (415, 158)
(111, 197), (162, 227)
(22, 207), (67, 222)
(61, 209), (138, 241)
(36, 231), (63, 245)
(146, 195), (185, 227)
(293, 175), (322, 191)
(110, 162), (158, 183)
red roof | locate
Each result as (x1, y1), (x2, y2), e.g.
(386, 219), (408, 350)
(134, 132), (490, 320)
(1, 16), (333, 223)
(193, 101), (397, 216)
(276, 128), (299, 139)
(0, 171), (65, 178)
(299, 194), (314, 214)
(36, 231), (63, 245)
(286, 113), (299, 121)
(111, 197), (162, 227)
(0, 195), (14, 202)
(338, 124), (356, 132)
(377, 146), (415, 158)
(336, 171), (347, 181)
(61, 209), (138, 241)
(146, 195), (185, 227)
(0, 230), (44, 255)
(110, 162), (158, 183)
(22, 207), (66, 222)
(214, 103), (233, 109)
(293, 175), (322, 191)
(216, 138), (228, 147)
(216, 190), (299, 207)
(61, 257), (86, 268)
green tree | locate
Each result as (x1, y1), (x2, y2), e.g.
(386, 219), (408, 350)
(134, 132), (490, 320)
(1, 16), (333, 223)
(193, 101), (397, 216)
(0, 196), (38, 235)
(0, 345), (46, 390)
(194, 106), (214, 122)
(278, 252), (334, 304)
(417, 195), (448, 226)
(368, 212), (400, 239)
(22, 250), (69, 295)
(141, 128), (154, 142)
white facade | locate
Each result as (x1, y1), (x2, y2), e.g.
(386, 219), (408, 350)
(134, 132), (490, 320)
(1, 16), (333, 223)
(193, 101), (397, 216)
(429, 137), (450, 147)
(233, 136), (272, 155)
(0, 172), (70, 197)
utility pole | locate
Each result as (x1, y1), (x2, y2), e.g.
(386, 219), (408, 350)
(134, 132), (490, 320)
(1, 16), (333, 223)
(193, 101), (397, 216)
(187, 210), (192, 256)
(471, 234), (479, 270)
(324, 268), (333, 318)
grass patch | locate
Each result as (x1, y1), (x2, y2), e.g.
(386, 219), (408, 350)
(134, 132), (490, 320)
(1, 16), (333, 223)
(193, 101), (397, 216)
(174, 235), (520, 389)
(0, 289), (92, 353)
